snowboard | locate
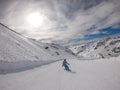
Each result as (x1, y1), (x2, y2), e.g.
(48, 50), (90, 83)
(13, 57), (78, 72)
(64, 69), (76, 73)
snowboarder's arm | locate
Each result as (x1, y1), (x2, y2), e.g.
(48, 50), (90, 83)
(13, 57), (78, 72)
(67, 62), (70, 65)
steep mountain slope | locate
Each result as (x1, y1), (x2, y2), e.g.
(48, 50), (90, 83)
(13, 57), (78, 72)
(70, 35), (120, 59)
(0, 23), (54, 62)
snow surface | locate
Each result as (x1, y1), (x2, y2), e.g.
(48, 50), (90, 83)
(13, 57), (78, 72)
(0, 57), (120, 90)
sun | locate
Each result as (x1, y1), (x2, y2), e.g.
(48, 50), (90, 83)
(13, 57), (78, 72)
(26, 12), (44, 28)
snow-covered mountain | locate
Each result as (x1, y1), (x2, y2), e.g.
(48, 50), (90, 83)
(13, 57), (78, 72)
(0, 23), (120, 90)
(69, 35), (120, 59)
(29, 39), (75, 58)
(0, 23), (74, 74)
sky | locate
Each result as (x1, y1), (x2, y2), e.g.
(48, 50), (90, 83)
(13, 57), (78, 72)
(0, 0), (120, 45)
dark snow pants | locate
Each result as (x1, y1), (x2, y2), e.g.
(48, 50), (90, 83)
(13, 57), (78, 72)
(64, 65), (70, 71)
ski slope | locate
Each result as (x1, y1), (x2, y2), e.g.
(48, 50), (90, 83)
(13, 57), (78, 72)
(0, 57), (120, 90)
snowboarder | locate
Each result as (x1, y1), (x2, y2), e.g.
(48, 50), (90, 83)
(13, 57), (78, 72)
(62, 59), (71, 71)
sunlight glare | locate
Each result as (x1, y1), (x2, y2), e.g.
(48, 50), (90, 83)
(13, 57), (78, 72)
(27, 13), (44, 28)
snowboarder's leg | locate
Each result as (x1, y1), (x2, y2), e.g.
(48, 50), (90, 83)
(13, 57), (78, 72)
(65, 65), (71, 71)
(64, 65), (68, 70)
(67, 66), (71, 71)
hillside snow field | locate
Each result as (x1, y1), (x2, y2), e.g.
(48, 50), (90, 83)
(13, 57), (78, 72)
(0, 57), (120, 90)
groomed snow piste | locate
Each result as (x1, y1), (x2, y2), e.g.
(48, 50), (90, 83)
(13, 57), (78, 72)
(0, 57), (120, 90)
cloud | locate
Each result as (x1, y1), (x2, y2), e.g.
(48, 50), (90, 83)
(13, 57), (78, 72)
(0, 0), (120, 44)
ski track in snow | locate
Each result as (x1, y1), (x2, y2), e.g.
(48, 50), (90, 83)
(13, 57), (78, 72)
(0, 58), (120, 90)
